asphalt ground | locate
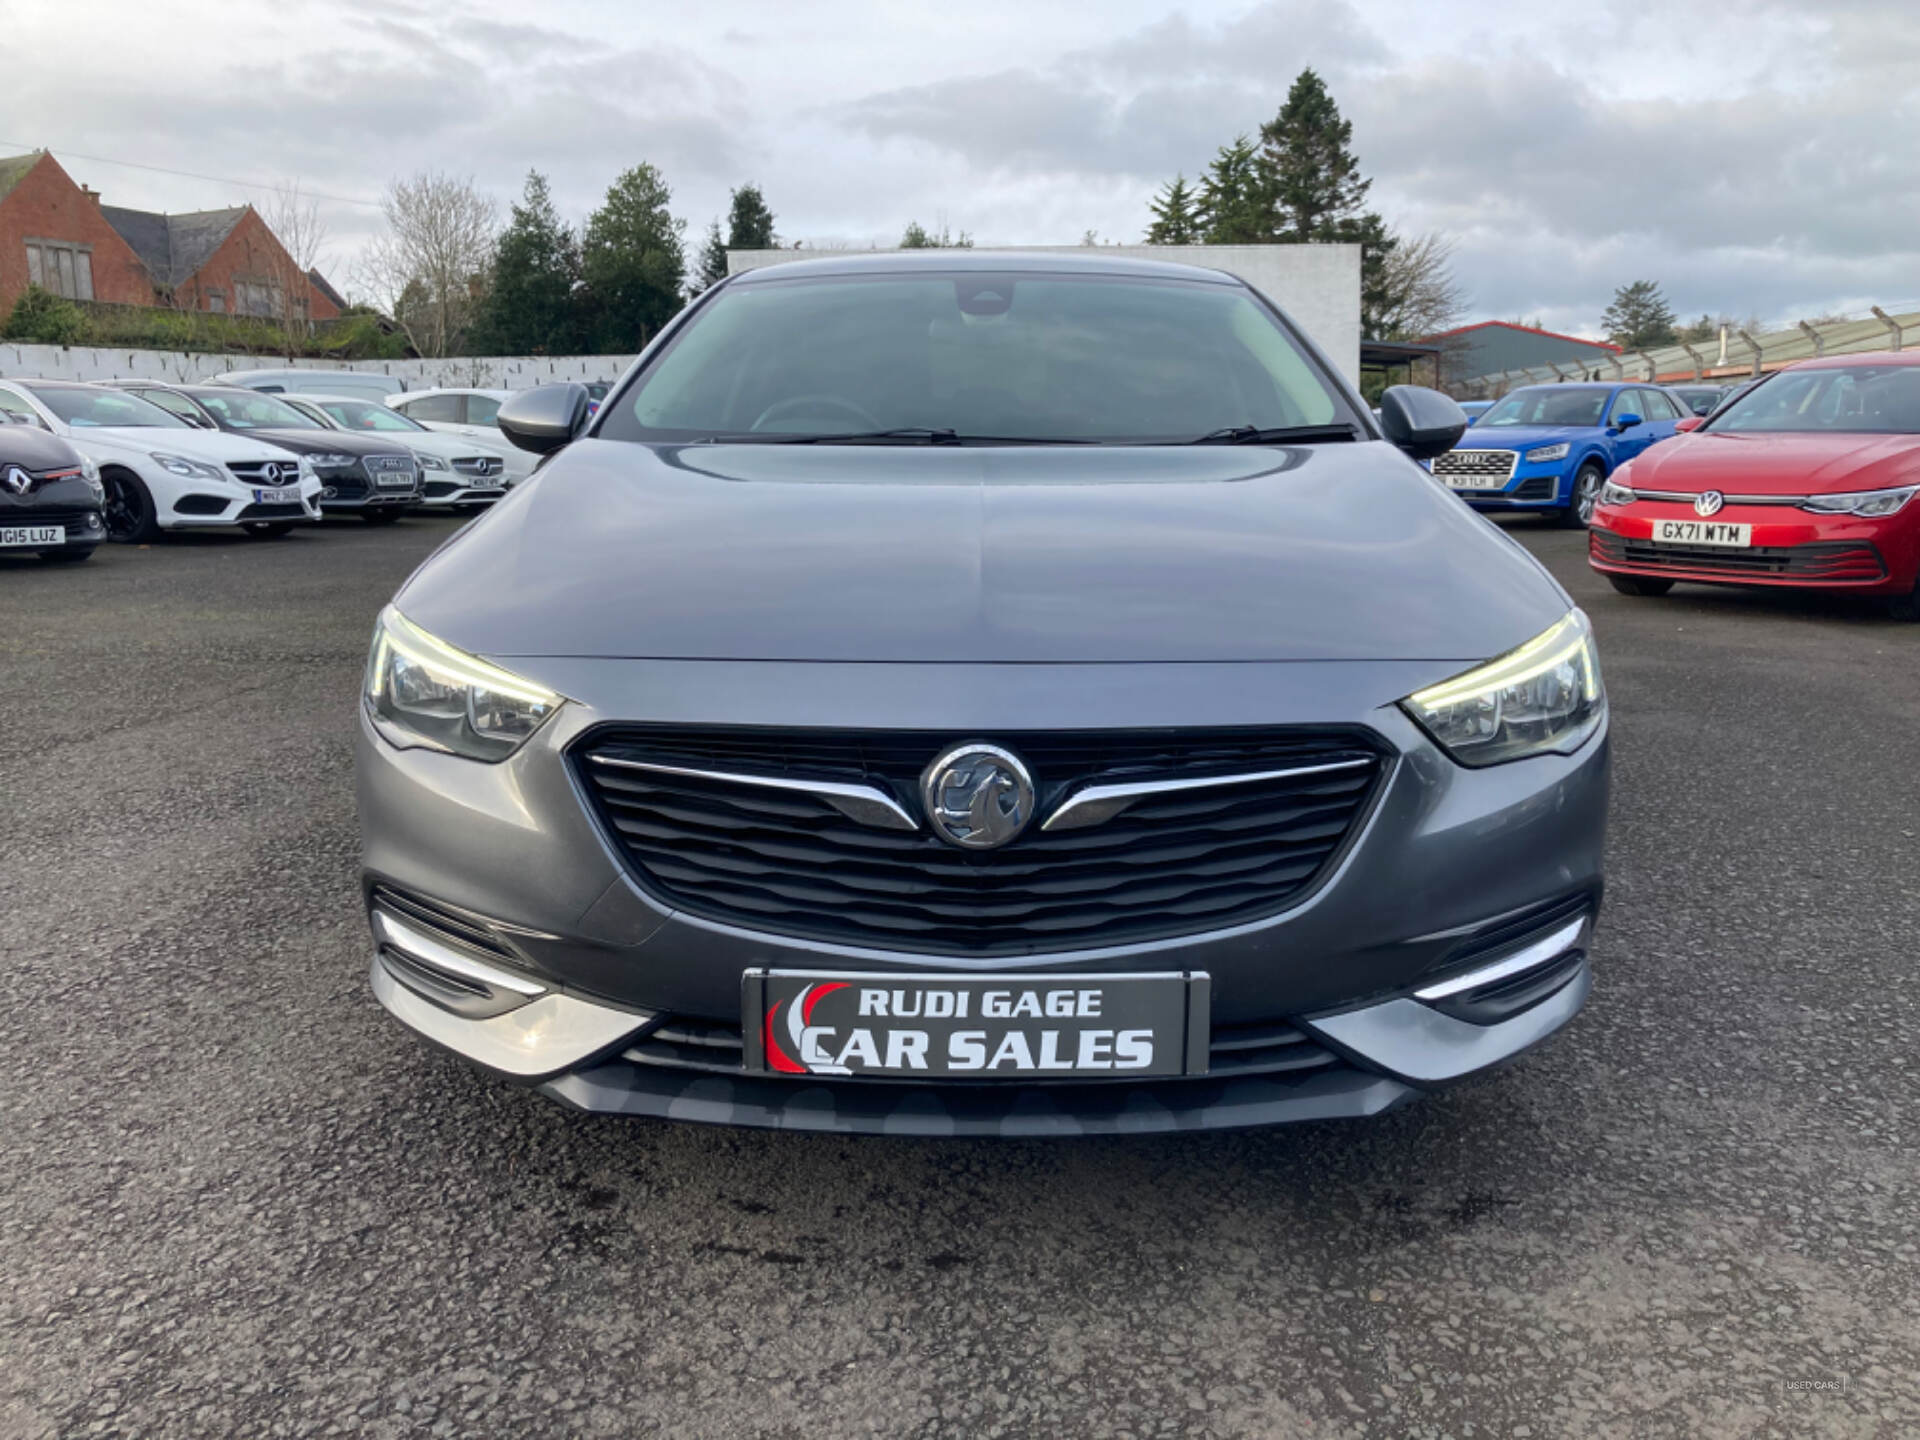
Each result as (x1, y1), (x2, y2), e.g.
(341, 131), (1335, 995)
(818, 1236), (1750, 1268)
(2, 512), (1916, 1439)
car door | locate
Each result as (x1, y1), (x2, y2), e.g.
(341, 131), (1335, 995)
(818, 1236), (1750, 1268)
(1607, 389), (1659, 464)
(395, 392), (465, 438)
(460, 393), (504, 447)
(1638, 388), (1684, 447)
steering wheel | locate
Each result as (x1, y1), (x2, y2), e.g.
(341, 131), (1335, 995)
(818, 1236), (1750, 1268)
(750, 394), (882, 432)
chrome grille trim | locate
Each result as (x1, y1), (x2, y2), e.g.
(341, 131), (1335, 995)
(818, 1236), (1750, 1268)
(586, 754), (920, 832)
(1432, 448), (1519, 480)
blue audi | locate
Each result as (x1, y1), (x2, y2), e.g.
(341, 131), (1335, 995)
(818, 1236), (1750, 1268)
(1431, 382), (1690, 526)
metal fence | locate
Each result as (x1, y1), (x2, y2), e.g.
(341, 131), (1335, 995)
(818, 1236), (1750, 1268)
(1448, 304), (1920, 398)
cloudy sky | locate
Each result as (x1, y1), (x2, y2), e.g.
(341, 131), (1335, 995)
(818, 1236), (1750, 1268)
(4, 0), (1916, 336)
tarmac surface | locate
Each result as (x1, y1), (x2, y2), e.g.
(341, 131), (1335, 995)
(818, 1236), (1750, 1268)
(2, 512), (1916, 1438)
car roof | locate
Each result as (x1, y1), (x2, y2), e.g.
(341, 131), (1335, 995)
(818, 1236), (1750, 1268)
(398, 387), (512, 399)
(727, 249), (1242, 286)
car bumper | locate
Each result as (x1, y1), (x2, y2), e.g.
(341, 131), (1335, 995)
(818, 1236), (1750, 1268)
(1429, 457), (1570, 510)
(162, 479), (324, 528)
(415, 480), (507, 508)
(357, 658), (1610, 1134)
(1590, 502), (1920, 594)
(2, 487), (106, 551)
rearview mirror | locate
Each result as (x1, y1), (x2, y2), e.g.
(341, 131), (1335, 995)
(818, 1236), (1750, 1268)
(1673, 416), (1705, 434)
(497, 383), (590, 455)
(1377, 385), (1468, 461)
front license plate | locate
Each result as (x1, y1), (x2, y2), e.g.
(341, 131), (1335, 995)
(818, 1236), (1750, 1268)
(1449, 474), (1509, 491)
(743, 970), (1210, 1079)
(0, 524), (63, 547)
(1653, 518), (1751, 547)
(374, 472), (415, 489)
(252, 486), (300, 504)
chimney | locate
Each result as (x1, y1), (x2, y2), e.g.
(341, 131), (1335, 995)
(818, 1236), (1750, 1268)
(80, 183), (101, 207)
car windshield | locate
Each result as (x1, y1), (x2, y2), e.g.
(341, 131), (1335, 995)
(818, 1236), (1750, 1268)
(314, 398), (422, 432)
(1478, 389), (1611, 428)
(598, 271), (1348, 444)
(25, 384), (189, 429)
(194, 391), (323, 430)
(1708, 366), (1920, 435)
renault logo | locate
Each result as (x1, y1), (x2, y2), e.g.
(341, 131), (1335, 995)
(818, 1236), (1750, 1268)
(920, 742), (1035, 850)
(1694, 490), (1725, 518)
(1, 465), (29, 496)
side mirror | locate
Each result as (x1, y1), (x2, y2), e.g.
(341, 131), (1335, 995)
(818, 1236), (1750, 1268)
(497, 383), (590, 455)
(1673, 416), (1705, 434)
(1377, 385), (1468, 461)
(1611, 412), (1643, 431)
(1464, 413), (1478, 426)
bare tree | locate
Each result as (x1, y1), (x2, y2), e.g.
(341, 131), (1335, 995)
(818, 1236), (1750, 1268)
(1373, 230), (1467, 341)
(355, 172), (497, 357)
(259, 180), (330, 354)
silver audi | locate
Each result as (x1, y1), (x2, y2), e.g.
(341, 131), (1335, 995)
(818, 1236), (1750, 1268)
(356, 251), (1609, 1136)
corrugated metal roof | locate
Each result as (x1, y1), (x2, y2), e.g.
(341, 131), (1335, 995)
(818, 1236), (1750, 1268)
(1452, 308), (1920, 393)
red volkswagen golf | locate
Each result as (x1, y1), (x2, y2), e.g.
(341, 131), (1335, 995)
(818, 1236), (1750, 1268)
(1589, 353), (1920, 618)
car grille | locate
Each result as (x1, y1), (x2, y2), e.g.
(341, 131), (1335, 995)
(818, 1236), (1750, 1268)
(8, 506), (100, 529)
(620, 1014), (1341, 1082)
(572, 726), (1388, 955)
(363, 454), (418, 487)
(452, 456), (503, 479)
(1432, 448), (1518, 481)
(226, 459), (298, 485)
(1590, 531), (1886, 581)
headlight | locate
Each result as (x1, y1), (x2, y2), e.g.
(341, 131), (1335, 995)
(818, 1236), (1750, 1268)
(1599, 479), (1636, 506)
(364, 607), (563, 761)
(80, 454), (105, 500)
(296, 456), (318, 481)
(309, 452), (358, 469)
(1524, 443), (1570, 464)
(1403, 610), (1604, 767)
(149, 451), (224, 481)
(1801, 486), (1917, 517)
(417, 453), (449, 471)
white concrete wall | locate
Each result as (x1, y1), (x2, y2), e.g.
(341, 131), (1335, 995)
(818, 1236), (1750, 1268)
(0, 344), (633, 390)
(727, 243), (1364, 385)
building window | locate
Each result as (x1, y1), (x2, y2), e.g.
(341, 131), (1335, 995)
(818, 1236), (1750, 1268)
(24, 240), (94, 301)
(206, 290), (226, 314)
(234, 279), (283, 318)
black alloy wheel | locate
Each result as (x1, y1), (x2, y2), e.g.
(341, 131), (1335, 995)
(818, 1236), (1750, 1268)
(102, 469), (160, 543)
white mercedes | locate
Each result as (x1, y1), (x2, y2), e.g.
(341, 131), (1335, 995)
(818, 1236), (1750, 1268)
(0, 380), (322, 541)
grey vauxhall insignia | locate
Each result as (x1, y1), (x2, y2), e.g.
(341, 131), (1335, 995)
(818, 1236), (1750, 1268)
(357, 251), (1609, 1136)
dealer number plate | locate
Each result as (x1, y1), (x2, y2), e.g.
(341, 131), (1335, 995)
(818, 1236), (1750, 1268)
(744, 970), (1210, 1079)
(1654, 519), (1751, 547)
(0, 524), (63, 548)
(252, 486), (301, 504)
(1449, 474), (1509, 491)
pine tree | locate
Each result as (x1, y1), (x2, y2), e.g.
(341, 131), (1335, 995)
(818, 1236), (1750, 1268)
(1259, 68), (1371, 242)
(727, 184), (777, 250)
(1144, 175), (1201, 245)
(473, 171), (579, 354)
(692, 220), (728, 296)
(1197, 138), (1269, 244)
(1601, 281), (1679, 349)
(580, 163), (686, 351)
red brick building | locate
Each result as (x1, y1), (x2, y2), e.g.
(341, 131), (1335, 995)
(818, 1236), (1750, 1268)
(0, 151), (341, 321)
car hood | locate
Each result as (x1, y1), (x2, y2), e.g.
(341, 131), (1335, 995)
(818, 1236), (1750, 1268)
(60, 426), (304, 463)
(1624, 430), (1920, 494)
(397, 439), (1569, 665)
(389, 431), (505, 463)
(242, 428), (415, 459)
(1453, 425), (1593, 453)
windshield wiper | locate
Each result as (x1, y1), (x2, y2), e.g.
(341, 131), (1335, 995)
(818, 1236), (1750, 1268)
(1178, 423), (1360, 446)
